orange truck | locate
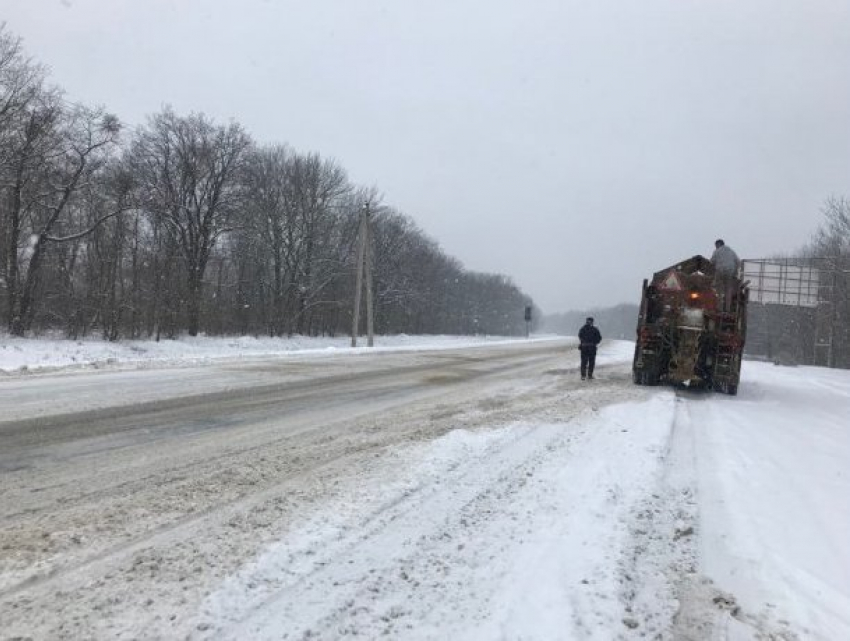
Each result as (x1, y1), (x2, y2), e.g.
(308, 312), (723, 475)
(632, 255), (748, 395)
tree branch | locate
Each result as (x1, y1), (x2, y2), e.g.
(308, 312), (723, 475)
(45, 205), (131, 243)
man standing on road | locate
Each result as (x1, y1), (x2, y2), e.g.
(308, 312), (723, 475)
(578, 317), (602, 380)
(710, 239), (740, 312)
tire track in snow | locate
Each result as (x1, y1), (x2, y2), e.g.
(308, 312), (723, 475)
(199, 422), (562, 638)
(195, 394), (679, 640)
(664, 392), (801, 641)
(672, 389), (805, 641)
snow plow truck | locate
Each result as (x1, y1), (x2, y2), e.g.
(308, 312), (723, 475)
(632, 255), (747, 395)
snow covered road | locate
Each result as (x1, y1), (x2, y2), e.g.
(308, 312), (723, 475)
(1, 337), (848, 640)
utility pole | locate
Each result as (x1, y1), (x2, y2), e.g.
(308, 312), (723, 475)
(828, 268), (838, 368)
(351, 202), (375, 347)
(365, 207), (375, 347)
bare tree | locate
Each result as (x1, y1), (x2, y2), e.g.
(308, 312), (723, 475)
(241, 144), (292, 335)
(1, 69), (123, 334)
(809, 197), (850, 367)
(1, 24), (45, 329)
(0, 24), (44, 146)
(281, 152), (350, 334)
(130, 108), (252, 336)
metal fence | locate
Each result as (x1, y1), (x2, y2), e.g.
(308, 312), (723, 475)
(741, 257), (849, 368)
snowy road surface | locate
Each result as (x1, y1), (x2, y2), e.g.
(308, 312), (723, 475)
(1, 337), (848, 640)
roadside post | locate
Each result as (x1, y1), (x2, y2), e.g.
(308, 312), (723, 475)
(351, 202), (375, 347)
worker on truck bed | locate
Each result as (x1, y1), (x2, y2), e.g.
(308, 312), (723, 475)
(578, 317), (602, 380)
(711, 239), (740, 312)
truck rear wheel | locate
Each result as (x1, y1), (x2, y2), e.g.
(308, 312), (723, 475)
(633, 369), (659, 386)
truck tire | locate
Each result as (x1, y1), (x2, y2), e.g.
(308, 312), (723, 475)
(633, 369), (658, 386)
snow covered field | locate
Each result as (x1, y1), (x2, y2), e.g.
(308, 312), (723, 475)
(0, 334), (848, 640)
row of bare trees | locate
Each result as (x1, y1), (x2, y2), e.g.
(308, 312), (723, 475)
(0, 26), (535, 339)
(807, 197), (850, 367)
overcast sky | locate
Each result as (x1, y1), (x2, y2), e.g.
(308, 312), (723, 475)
(2, 0), (849, 313)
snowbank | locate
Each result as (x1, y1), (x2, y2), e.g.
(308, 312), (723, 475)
(0, 333), (565, 374)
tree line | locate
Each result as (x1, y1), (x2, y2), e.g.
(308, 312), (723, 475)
(542, 304), (638, 341)
(0, 26), (535, 340)
(802, 197), (850, 367)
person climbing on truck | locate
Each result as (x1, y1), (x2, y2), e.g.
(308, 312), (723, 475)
(578, 317), (602, 380)
(710, 239), (740, 312)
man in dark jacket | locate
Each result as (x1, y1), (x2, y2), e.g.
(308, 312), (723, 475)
(578, 317), (602, 380)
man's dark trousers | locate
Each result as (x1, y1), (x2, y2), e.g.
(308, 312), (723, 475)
(580, 345), (597, 379)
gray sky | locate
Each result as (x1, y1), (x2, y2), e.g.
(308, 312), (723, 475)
(3, 0), (849, 313)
